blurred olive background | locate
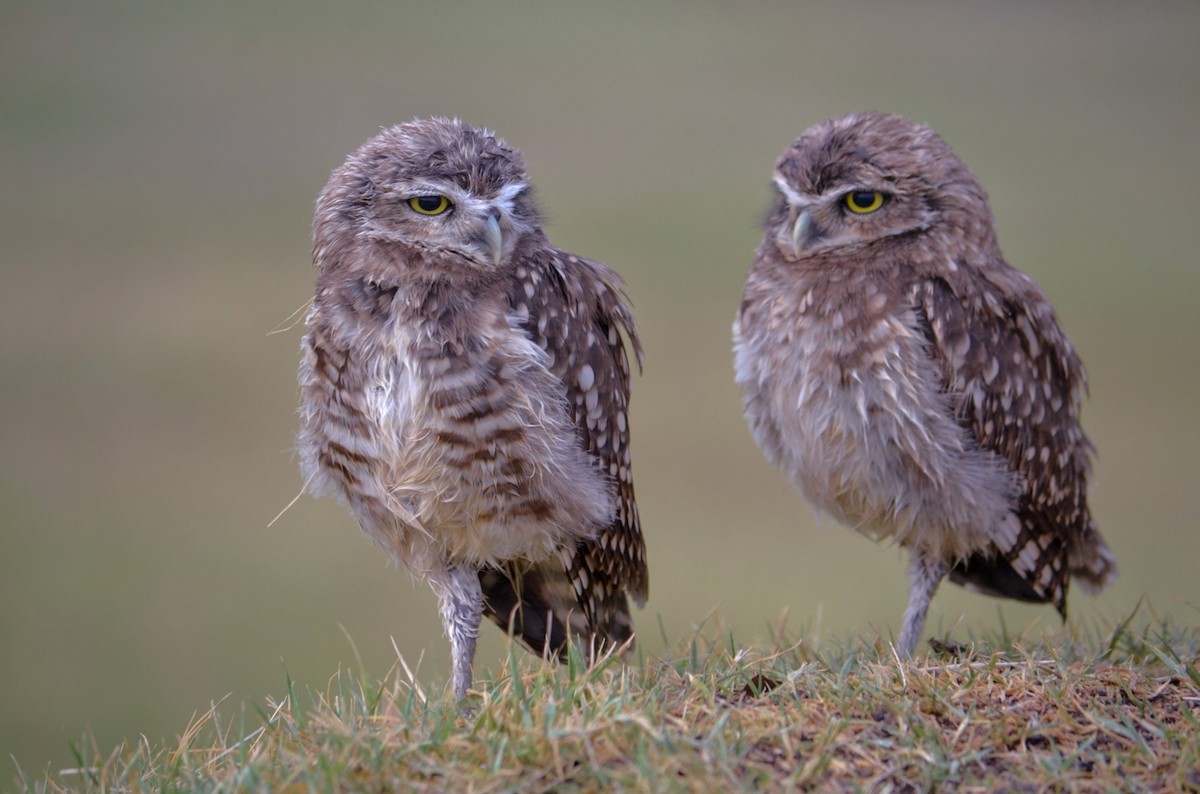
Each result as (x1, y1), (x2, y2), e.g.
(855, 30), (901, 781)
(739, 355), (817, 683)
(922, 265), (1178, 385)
(2, 0), (1198, 775)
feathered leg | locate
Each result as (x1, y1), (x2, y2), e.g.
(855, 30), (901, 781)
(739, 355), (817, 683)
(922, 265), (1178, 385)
(429, 564), (483, 702)
(898, 551), (950, 658)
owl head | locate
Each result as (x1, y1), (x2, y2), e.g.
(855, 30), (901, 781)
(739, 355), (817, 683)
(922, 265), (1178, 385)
(313, 118), (543, 281)
(766, 112), (998, 262)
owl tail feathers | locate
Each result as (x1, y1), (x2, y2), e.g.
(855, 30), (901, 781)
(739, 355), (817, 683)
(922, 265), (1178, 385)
(949, 553), (1047, 606)
(479, 562), (636, 664)
(1069, 525), (1118, 594)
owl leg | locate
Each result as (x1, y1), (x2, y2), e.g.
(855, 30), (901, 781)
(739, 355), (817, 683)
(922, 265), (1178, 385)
(429, 564), (483, 702)
(897, 551), (950, 658)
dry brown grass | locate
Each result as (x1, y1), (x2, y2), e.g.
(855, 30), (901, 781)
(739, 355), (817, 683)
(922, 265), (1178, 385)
(21, 613), (1199, 792)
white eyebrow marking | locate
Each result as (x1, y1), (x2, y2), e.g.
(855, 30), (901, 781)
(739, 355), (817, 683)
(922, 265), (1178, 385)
(386, 182), (469, 217)
(493, 180), (529, 215)
(772, 174), (809, 208)
(496, 180), (528, 203)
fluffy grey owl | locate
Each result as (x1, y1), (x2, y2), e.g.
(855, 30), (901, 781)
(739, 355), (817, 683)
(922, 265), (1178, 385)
(298, 118), (646, 700)
(733, 112), (1116, 657)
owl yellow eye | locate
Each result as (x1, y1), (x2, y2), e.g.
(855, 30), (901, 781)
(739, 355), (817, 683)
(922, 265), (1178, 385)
(844, 190), (885, 214)
(408, 195), (452, 215)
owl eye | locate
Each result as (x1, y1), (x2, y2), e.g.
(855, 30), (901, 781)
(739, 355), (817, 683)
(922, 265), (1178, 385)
(844, 190), (886, 214)
(407, 195), (453, 216)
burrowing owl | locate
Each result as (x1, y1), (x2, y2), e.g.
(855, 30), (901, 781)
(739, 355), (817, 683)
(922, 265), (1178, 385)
(733, 112), (1116, 657)
(298, 118), (646, 700)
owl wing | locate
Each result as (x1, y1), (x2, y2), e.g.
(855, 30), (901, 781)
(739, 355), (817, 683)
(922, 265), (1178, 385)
(478, 242), (646, 660)
(911, 264), (1111, 614)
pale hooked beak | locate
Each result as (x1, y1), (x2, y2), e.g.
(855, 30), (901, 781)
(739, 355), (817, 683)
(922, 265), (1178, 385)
(790, 209), (815, 257)
(481, 212), (504, 267)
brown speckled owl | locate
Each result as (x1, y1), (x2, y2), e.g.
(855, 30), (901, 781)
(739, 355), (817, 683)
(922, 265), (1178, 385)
(298, 118), (646, 701)
(733, 112), (1116, 657)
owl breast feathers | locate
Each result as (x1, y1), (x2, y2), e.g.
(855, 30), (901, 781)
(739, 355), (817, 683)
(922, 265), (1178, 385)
(297, 118), (645, 700)
(734, 111), (1115, 656)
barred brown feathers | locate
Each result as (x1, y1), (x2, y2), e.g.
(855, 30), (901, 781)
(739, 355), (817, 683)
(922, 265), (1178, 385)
(733, 112), (1116, 657)
(297, 118), (646, 700)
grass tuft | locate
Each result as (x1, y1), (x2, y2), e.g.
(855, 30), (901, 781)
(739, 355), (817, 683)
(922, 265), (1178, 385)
(18, 613), (1200, 792)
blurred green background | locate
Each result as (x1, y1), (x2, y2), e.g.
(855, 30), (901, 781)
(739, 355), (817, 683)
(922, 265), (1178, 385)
(2, 0), (1198, 775)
